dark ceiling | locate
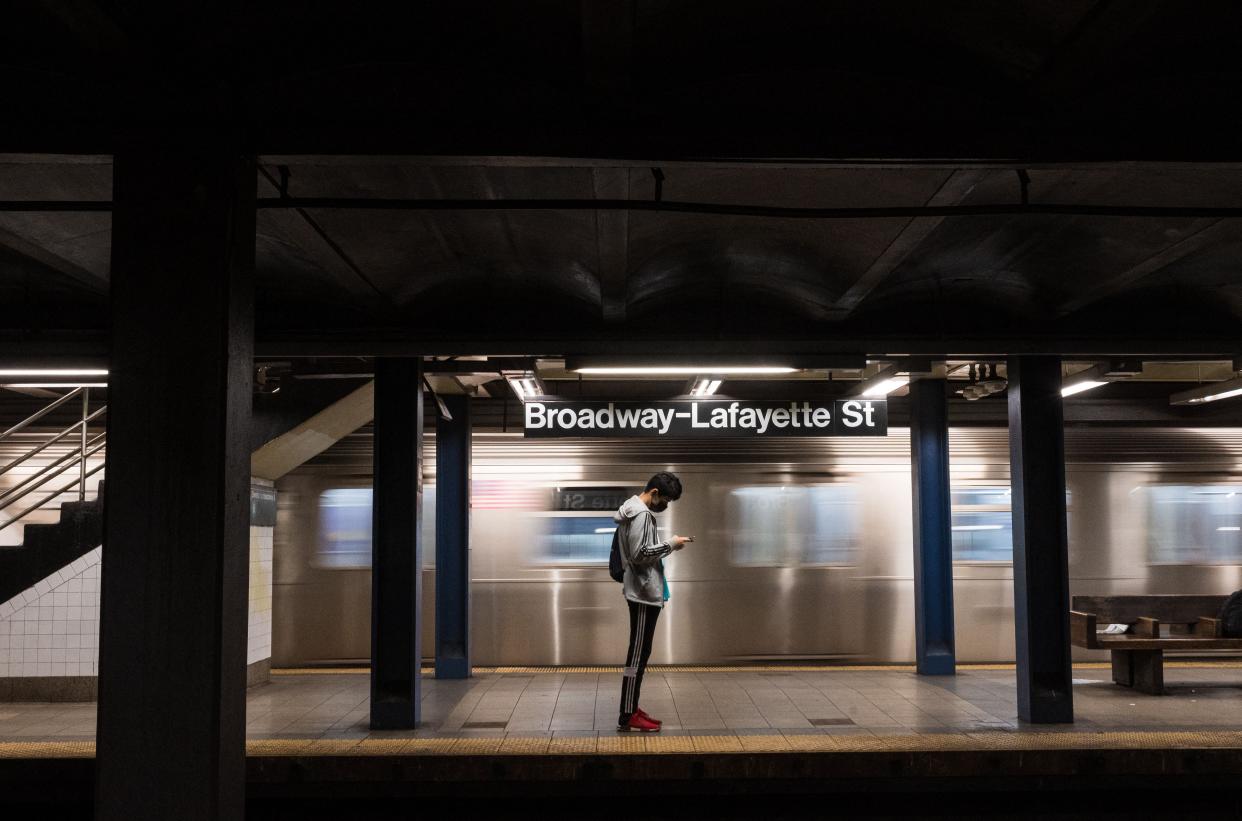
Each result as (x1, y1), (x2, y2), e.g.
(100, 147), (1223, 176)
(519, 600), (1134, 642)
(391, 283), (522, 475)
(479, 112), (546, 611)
(3, 2), (1242, 356)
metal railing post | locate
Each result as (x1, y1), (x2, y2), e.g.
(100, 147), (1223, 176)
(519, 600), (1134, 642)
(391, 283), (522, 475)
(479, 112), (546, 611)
(80, 388), (89, 501)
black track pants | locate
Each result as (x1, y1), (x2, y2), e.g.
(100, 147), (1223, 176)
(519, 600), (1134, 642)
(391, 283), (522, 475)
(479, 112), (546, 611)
(618, 600), (662, 724)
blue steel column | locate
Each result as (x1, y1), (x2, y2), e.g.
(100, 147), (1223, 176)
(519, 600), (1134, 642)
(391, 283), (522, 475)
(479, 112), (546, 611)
(435, 394), (472, 678)
(909, 378), (956, 675)
(1007, 356), (1074, 723)
(370, 358), (424, 728)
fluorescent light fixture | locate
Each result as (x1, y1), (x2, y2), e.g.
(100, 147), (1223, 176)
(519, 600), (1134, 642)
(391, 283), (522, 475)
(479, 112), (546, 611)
(689, 378), (723, 396)
(861, 376), (908, 397)
(0, 369), (108, 377)
(594, 527), (616, 534)
(2, 383), (107, 388)
(1061, 380), (1106, 397)
(1061, 364), (1108, 397)
(504, 370), (546, 402)
(1170, 375), (1242, 406)
(952, 524), (1004, 532)
(575, 366), (795, 375)
(1217, 526), (1241, 532)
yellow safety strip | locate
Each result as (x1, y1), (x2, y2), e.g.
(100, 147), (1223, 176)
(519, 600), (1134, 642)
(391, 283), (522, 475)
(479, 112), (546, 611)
(7, 730), (1242, 759)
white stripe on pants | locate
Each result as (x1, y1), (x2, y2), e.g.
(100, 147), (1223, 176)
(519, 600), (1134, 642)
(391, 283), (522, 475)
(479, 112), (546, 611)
(619, 600), (661, 720)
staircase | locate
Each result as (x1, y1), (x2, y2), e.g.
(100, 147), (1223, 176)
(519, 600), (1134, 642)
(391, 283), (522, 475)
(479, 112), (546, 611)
(0, 388), (106, 604)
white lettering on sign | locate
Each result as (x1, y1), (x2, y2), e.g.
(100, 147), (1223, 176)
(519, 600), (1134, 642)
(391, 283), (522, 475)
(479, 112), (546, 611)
(523, 400), (883, 437)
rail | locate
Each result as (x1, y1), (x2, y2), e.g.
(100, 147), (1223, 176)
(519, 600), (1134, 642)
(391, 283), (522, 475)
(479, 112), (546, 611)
(0, 387), (106, 535)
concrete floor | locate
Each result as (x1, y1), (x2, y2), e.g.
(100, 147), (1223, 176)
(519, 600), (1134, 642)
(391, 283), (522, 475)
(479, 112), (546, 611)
(2, 662), (1242, 746)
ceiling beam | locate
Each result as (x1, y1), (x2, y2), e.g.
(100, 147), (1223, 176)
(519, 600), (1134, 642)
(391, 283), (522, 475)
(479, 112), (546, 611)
(828, 169), (989, 317)
(592, 168), (630, 323)
(0, 224), (108, 295)
(256, 166), (391, 310)
(1055, 218), (1235, 317)
(252, 332), (1241, 359)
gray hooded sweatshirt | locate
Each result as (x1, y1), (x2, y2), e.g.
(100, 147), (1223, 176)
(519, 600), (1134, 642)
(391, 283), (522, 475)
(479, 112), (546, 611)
(614, 495), (674, 607)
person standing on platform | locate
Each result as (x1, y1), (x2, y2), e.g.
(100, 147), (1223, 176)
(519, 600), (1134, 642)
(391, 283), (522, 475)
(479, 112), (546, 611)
(615, 472), (693, 732)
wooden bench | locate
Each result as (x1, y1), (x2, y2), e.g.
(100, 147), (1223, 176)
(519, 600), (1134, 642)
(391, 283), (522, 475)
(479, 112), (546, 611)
(1070, 594), (1242, 695)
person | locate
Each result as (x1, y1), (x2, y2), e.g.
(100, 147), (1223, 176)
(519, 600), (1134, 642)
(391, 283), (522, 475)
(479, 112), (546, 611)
(615, 472), (693, 732)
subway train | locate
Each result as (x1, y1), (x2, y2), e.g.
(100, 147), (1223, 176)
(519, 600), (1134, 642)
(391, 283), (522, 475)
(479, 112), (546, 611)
(272, 427), (1242, 667)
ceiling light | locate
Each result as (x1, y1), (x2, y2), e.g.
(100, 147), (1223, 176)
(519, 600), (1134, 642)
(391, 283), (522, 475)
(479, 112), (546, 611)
(861, 376), (909, 397)
(574, 366), (796, 375)
(2, 383), (108, 388)
(689, 378), (723, 396)
(0, 369), (108, 377)
(503, 370), (546, 402)
(1061, 380), (1106, 397)
(1061, 364), (1108, 397)
(1169, 375), (1242, 406)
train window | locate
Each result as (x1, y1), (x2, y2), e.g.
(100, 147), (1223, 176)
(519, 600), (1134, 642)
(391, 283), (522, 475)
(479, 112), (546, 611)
(533, 485), (636, 566)
(1147, 485), (1242, 564)
(314, 486), (437, 569)
(803, 485), (860, 566)
(728, 486), (801, 566)
(535, 516), (616, 565)
(950, 486), (1074, 562)
(727, 485), (859, 567)
(952, 486), (1012, 562)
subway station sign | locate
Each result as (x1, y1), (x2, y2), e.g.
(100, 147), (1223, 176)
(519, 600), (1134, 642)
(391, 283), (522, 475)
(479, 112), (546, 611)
(524, 399), (887, 438)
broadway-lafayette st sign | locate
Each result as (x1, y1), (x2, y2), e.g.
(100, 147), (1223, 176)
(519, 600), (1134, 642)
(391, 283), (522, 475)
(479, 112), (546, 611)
(523, 399), (887, 438)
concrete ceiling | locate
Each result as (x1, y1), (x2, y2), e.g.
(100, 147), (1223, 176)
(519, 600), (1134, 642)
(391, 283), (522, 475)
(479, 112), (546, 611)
(3, 2), (1242, 355)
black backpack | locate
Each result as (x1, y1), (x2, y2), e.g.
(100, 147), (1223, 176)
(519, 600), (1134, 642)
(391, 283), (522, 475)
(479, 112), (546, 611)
(1219, 590), (1242, 637)
(608, 526), (625, 583)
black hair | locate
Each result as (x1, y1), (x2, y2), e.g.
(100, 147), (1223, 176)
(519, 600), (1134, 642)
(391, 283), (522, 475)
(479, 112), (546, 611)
(645, 471), (683, 501)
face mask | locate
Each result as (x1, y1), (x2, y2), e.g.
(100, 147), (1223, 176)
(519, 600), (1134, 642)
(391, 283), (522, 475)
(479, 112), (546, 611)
(651, 498), (669, 513)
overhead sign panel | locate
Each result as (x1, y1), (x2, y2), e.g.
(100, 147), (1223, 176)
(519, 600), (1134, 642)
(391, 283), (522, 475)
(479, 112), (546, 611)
(523, 400), (887, 438)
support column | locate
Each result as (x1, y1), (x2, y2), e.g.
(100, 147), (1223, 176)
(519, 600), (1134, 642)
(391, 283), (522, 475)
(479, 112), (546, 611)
(97, 148), (255, 820)
(1007, 356), (1074, 723)
(435, 394), (472, 678)
(909, 378), (956, 675)
(370, 358), (424, 728)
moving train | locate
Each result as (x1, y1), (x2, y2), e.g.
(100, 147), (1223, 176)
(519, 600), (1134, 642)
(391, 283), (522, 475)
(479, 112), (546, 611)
(271, 427), (1242, 667)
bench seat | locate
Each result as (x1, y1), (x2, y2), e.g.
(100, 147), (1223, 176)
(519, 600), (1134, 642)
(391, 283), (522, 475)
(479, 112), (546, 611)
(1070, 595), (1242, 694)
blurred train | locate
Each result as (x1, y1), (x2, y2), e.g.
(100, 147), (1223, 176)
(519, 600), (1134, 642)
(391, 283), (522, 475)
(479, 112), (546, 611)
(272, 427), (1242, 667)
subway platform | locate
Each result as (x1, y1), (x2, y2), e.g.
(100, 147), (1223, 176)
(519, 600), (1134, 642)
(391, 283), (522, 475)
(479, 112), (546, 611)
(5, 663), (1242, 818)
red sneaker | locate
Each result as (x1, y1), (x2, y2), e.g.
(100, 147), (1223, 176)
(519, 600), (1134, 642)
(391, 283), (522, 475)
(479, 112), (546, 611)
(618, 712), (661, 733)
(636, 708), (662, 726)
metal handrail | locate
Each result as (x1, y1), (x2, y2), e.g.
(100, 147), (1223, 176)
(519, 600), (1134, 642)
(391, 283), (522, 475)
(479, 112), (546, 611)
(0, 459), (106, 534)
(0, 386), (106, 537)
(0, 433), (106, 510)
(0, 387), (84, 444)
(0, 405), (107, 476)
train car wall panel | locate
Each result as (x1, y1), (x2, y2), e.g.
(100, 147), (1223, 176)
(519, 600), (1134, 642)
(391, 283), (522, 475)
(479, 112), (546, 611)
(271, 428), (1242, 668)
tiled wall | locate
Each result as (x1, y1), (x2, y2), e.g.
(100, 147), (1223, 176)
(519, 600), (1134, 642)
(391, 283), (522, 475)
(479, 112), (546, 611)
(248, 525), (274, 666)
(1, 482), (277, 681)
(0, 547), (101, 677)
